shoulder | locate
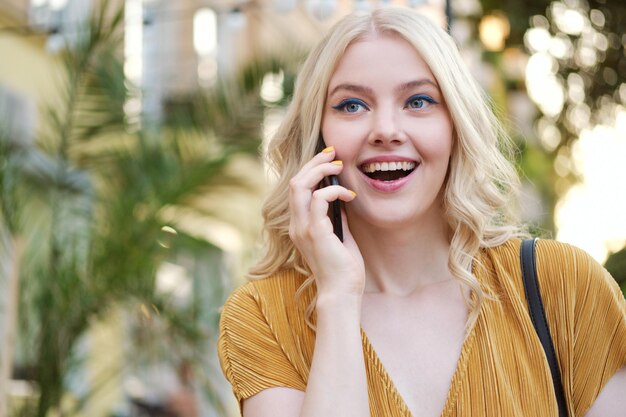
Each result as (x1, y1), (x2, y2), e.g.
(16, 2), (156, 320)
(220, 269), (311, 322)
(487, 238), (626, 331)
(529, 239), (626, 327)
(219, 269), (314, 351)
(535, 238), (602, 270)
(218, 270), (312, 401)
(477, 239), (624, 306)
(478, 238), (614, 285)
(533, 239), (623, 305)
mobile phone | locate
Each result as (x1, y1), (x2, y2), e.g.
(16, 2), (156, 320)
(316, 137), (344, 242)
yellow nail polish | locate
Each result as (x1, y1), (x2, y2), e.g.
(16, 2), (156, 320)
(322, 146), (334, 153)
(331, 160), (343, 166)
(349, 190), (357, 198)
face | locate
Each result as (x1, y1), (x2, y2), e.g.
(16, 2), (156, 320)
(321, 32), (454, 230)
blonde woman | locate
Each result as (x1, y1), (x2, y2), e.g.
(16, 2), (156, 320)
(218, 8), (626, 417)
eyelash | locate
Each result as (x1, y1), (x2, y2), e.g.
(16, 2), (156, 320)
(331, 95), (438, 113)
(405, 94), (438, 109)
(332, 99), (368, 113)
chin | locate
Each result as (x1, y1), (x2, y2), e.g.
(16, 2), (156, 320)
(348, 207), (424, 230)
(346, 198), (446, 232)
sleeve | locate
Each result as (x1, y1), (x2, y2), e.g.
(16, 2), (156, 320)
(536, 240), (626, 417)
(217, 284), (307, 408)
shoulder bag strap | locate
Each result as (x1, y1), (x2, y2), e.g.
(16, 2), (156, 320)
(520, 238), (568, 417)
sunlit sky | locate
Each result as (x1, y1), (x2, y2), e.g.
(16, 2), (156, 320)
(556, 112), (626, 263)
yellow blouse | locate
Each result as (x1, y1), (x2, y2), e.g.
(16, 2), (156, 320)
(218, 239), (626, 416)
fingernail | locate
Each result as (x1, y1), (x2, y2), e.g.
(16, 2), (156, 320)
(349, 190), (357, 198)
(322, 146), (334, 153)
(331, 160), (343, 166)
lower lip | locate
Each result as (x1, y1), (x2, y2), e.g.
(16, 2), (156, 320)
(360, 167), (417, 192)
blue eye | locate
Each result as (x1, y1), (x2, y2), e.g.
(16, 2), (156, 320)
(405, 94), (438, 109)
(333, 99), (368, 113)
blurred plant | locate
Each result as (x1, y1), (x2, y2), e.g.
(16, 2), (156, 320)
(0, 1), (295, 416)
(523, 0), (625, 192)
(475, 0), (625, 237)
(604, 246), (626, 297)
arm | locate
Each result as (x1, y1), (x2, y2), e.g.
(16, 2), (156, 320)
(242, 147), (369, 417)
(583, 365), (626, 417)
(299, 293), (368, 417)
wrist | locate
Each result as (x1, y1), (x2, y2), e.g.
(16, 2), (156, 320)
(314, 273), (365, 302)
(315, 292), (362, 317)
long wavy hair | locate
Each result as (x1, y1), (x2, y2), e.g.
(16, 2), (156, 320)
(248, 7), (524, 331)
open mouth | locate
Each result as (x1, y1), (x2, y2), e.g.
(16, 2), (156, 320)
(360, 161), (417, 182)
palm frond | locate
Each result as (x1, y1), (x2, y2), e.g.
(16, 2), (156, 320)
(5, 1), (301, 415)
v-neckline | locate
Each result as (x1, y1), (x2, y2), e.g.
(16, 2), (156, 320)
(360, 306), (481, 417)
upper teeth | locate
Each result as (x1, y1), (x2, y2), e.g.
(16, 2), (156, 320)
(362, 161), (416, 173)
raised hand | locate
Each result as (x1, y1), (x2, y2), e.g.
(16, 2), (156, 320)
(288, 146), (366, 298)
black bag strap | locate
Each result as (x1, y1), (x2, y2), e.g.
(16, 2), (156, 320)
(520, 238), (568, 417)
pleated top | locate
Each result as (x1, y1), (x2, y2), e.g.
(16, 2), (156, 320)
(218, 239), (626, 416)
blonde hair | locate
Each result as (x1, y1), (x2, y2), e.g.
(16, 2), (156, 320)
(249, 8), (524, 331)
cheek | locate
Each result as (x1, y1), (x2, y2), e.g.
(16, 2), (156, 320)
(412, 117), (453, 160)
(321, 120), (367, 158)
(434, 132), (453, 161)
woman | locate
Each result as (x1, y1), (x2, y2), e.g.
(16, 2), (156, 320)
(218, 8), (626, 417)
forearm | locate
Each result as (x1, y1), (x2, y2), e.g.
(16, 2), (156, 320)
(300, 294), (370, 417)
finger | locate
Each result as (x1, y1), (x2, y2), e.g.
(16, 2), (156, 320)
(290, 147), (336, 191)
(308, 185), (356, 234)
(299, 145), (336, 173)
(293, 160), (343, 190)
(291, 146), (340, 190)
(289, 161), (344, 223)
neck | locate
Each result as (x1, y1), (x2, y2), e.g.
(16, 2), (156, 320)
(348, 209), (453, 296)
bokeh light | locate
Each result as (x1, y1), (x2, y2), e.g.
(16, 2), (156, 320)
(556, 116), (626, 261)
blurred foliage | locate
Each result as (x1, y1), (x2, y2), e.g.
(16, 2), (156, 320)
(478, 0), (626, 294)
(0, 1), (296, 416)
(515, 140), (557, 236)
(483, 0), (625, 191)
(163, 55), (299, 139)
(525, 0), (625, 152)
(482, 0), (626, 93)
(604, 247), (626, 297)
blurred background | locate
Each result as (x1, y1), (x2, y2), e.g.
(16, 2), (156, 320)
(0, 0), (624, 415)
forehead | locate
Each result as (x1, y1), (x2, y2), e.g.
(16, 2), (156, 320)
(328, 32), (437, 89)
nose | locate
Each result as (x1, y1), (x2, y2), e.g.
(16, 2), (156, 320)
(367, 106), (407, 146)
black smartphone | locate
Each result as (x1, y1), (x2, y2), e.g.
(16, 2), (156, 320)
(316, 138), (344, 242)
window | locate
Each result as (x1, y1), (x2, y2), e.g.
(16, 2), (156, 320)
(29, 0), (92, 50)
(193, 7), (217, 87)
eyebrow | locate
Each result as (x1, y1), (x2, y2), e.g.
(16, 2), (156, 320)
(327, 78), (439, 98)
